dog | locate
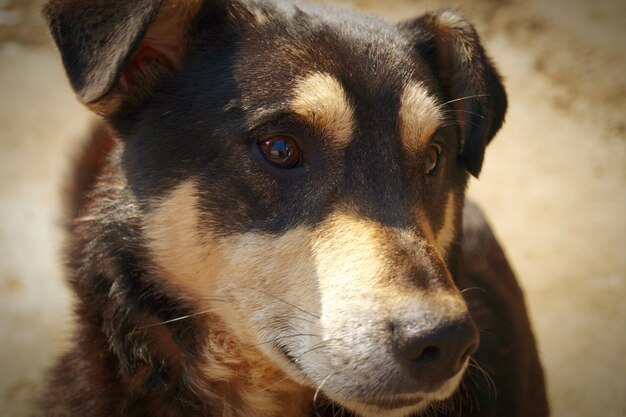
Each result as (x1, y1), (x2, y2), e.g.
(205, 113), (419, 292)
(39, 0), (549, 416)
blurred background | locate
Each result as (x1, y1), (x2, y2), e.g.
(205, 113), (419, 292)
(0, 0), (625, 416)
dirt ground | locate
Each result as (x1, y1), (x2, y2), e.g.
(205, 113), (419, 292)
(0, 0), (624, 416)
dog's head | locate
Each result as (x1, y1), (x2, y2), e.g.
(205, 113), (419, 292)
(45, 0), (506, 415)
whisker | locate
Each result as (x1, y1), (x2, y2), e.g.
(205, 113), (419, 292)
(423, 402), (438, 417)
(460, 287), (485, 294)
(257, 370), (298, 394)
(443, 108), (488, 120)
(314, 371), (337, 417)
(249, 333), (320, 348)
(241, 286), (320, 319)
(478, 329), (507, 350)
(201, 297), (232, 303)
(436, 118), (485, 131)
(439, 94), (491, 107)
(137, 309), (213, 329)
(281, 314), (315, 325)
(459, 119), (484, 130)
(293, 338), (340, 362)
(461, 373), (481, 414)
(257, 338), (339, 394)
(469, 358), (498, 399)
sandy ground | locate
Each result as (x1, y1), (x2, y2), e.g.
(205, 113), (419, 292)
(0, 0), (625, 416)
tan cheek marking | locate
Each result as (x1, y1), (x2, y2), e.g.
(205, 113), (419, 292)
(291, 72), (355, 147)
(144, 180), (224, 299)
(197, 227), (321, 365)
(145, 181), (318, 347)
(436, 192), (457, 256)
(145, 184), (313, 415)
(399, 82), (444, 152)
(213, 229), (317, 331)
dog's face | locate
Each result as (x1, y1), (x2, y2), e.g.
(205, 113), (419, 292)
(46, 0), (506, 415)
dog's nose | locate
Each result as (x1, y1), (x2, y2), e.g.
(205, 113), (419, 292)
(391, 315), (479, 386)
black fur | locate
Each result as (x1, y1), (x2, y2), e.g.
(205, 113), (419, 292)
(44, 0), (167, 102)
(40, 0), (547, 416)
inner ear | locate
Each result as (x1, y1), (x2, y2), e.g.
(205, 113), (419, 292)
(44, 0), (204, 117)
(95, 2), (202, 115)
(120, 36), (181, 91)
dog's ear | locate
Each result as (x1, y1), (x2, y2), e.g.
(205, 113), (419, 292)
(43, 0), (203, 116)
(399, 10), (507, 177)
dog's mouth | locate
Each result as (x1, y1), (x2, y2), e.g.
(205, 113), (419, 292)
(328, 394), (431, 417)
(270, 339), (467, 417)
(359, 395), (425, 409)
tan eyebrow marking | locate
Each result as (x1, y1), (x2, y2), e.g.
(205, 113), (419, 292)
(399, 82), (444, 152)
(290, 72), (355, 147)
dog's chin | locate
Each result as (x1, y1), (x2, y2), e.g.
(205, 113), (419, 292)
(329, 371), (465, 417)
(266, 343), (468, 417)
(336, 397), (428, 417)
(269, 348), (467, 417)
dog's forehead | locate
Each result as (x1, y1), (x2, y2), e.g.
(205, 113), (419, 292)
(229, 2), (440, 131)
(129, 1), (453, 230)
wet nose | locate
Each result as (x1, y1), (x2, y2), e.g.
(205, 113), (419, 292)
(391, 315), (479, 386)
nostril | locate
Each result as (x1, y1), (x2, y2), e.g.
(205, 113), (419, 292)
(414, 345), (440, 363)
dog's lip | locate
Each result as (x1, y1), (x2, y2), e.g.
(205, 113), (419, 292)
(270, 344), (434, 409)
(357, 394), (425, 410)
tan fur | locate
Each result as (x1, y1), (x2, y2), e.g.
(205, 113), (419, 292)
(399, 82), (443, 152)
(86, 95), (124, 116)
(143, 180), (223, 300)
(344, 364), (467, 417)
(196, 316), (313, 417)
(291, 72), (355, 147)
(145, 184), (469, 416)
(305, 212), (468, 416)
(436, 11), (475, 63)
(145, 181), (312, 416)
(418, 209), (437, 244)
(251, 8), (269, 25)
(436, 192), (457, 256)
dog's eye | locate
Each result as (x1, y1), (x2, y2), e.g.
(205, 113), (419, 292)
(425, 144), (441, 175)
(258, 135), (302, 169)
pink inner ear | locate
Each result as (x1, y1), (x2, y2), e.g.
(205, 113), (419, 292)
(137, 43), (178, 72)
(119, 3), (195, 89)
(83, 1), (202, 114)
(121, 40), (180, 86)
